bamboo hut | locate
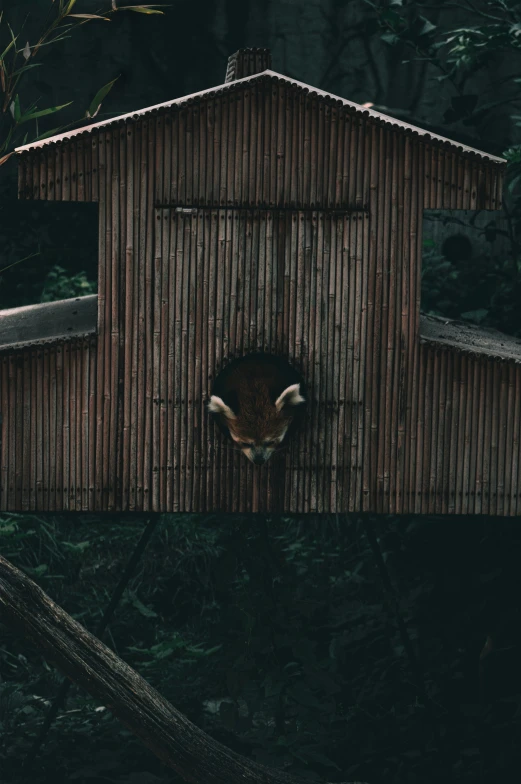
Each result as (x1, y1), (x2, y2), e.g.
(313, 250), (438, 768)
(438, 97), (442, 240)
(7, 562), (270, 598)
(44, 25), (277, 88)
(1, 48), (516, 515)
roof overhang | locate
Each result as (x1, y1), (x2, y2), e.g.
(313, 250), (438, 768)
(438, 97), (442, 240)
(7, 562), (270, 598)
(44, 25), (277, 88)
(420, 312), (521, 364)
(15, 70), (506, 165)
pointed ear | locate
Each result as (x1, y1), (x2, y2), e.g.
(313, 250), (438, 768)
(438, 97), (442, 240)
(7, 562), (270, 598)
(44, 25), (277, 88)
(208, 395), (236, 420)
(275, 383), (305, 412)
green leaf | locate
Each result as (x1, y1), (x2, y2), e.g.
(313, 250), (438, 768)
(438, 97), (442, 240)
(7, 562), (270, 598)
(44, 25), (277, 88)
(86, 76), (119, 118)
(419, 18), (436, 36)
(65, 0), (78, 13)
(33, 126), (65, 141)
(25, 564), (48, 577)
(203, 644), (222, 656)
(461, 308), (488, 324)
(1, 30), (18, 60)
(18, 102), (72, 124)
(62, 540), (91, 552)
(11, 94), (21, 122)
(131, 596), (158, 618)
(11, 62), (42, 78)
(121, 5), (165, 14)
(381, 31), (399, 45)
(69, 14), (110, 19)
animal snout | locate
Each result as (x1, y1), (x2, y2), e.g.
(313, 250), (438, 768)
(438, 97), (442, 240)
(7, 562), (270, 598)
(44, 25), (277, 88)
(251, 449), (270, 465)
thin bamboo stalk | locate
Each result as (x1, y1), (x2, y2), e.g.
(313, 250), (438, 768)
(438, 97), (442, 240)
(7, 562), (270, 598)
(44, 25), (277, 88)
(173, 213), (184, 511)
(0, 357), (8, 511)
(504, 364), (515, 515)
(88, 340), (96, 510)
(143, 120), (155, 511)
(152, 140), (163, 512)
(441, 350), (453, 514)
(49, 347), (58, 511)
(490, 360), (500, 514)
(21, 352), (31, 512)
(512, 368), (521, 515)
(421, 349), (434, 514)
(185, 212), (197, 510)
(497, 361), (507, 515)
(429, 349), (440, 514)
(81, 342), (89, 510)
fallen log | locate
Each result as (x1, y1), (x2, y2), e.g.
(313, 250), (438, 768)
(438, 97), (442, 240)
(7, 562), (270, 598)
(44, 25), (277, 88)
(0, 554), (369, 784)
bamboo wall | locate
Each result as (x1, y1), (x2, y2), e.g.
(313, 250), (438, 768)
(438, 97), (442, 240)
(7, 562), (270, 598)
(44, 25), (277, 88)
(0, 339), (97, 511)
(401, 345), (521, 517)
(3, 73), (510, 513)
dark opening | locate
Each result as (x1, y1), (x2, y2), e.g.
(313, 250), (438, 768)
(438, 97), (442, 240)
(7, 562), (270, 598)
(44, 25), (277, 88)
(441, 234), (473, 263)
(0, 201), (98, 311)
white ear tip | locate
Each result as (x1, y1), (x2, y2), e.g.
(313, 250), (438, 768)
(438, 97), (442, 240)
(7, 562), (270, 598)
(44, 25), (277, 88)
(208, 395), (236, 419)
(275, 382), (306, 410)
(207, 395), (222, 413)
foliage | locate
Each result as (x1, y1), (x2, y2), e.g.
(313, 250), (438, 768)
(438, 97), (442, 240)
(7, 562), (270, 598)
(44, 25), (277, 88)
(0, 201), (99, 309)
(40, 264), (97, 302)
(1, 513), (521, 784)
(0, 1), (166, 163)
(367, 0), (521, 332)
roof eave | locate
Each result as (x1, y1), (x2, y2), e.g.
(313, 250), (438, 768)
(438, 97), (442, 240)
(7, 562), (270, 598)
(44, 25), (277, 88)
(15, 70), (506, 164)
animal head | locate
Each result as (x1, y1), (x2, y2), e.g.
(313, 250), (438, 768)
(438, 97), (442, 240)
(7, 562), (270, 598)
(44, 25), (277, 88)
(208, 382), (305, 465)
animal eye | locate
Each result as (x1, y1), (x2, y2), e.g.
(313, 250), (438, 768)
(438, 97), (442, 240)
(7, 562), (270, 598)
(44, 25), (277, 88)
(238, 442), (254, 448)
(263, 441), (275, 447)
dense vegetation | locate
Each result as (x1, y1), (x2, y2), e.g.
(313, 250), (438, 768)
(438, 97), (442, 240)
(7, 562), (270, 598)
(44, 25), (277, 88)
(2, 513), (521, 784)
(1, 2), (521, 783)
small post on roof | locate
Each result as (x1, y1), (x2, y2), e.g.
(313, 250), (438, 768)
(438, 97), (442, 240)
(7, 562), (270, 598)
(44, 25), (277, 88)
(225, 48), (272, 82)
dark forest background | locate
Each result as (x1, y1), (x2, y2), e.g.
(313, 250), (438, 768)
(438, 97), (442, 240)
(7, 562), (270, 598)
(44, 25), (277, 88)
(1, 2), (521, 783)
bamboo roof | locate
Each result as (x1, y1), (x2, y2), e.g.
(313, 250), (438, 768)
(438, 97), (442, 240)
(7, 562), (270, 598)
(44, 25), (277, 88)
(15, 70), (505, 164)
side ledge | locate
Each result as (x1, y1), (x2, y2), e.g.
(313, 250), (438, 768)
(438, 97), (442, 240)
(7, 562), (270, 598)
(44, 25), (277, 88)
(0, 294), (97, 351)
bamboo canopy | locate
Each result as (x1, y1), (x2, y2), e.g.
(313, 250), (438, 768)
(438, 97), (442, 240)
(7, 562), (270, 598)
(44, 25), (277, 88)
(0, 48), (515, 515)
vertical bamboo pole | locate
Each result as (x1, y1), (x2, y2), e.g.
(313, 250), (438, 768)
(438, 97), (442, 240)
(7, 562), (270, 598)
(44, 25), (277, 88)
(81, 342), (89, 510)
(27, 349), (37, 512)
(512, 368), (521, 515)
(143, 120), (155, 510)
(69, 342), (77, 510)
(173, 212), (183, 512)
(62, 344), (70, 511)
(421, 348), (434, 514)
(489, 360), (500, 514)
(504, 364), (515, 515)
(192, 210), (205, 511)
(88, 340), (96, 510)
(429, 349), (440, 514)
(21, 352), (31, 512)
(185, 212), (197, 510)
(496, 361), (508, 515)
(446, 351), (458, 515)
(152, 125), (163, 511)
(181, 213), (191, 509)
(0, 357), (8, 510)
(49, 347), (58, 511)
(159, 205), (170, 511)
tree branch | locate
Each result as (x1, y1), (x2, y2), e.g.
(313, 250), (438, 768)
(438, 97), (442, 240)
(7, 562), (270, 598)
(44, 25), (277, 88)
(0, 554), (369, 784)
